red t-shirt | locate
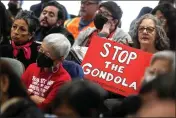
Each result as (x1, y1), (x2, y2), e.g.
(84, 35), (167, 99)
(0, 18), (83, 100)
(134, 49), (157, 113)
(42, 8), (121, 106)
(21, 63), (71, 111)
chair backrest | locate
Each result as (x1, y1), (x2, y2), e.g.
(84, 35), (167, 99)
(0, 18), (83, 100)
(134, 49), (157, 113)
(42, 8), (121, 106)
(62, 60), (84, 80)
(1, 57), (25, 78)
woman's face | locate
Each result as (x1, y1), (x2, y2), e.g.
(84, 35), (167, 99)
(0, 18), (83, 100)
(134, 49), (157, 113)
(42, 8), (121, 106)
(11, 19), (32, 45)
(138, 18), (156, 47)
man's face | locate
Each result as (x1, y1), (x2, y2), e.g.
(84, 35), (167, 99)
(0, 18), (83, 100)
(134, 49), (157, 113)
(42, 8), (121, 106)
(39, 6), (58, 27)
(80, 0), (99, 20)
(143, 58), (171, 83)
(150, 59), (171, 75)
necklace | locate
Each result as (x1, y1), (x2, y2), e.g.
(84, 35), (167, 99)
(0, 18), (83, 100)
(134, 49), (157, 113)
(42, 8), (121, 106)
(38, 64), (60, 97)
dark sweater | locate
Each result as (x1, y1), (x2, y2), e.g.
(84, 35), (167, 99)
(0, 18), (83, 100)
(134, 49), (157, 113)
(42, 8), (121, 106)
(62, 60), (84, 79)
(0, 41), (39, 68)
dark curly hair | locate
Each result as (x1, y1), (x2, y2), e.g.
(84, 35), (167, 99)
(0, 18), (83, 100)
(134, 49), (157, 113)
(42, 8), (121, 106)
(130, 14), (170, 51)
(15, 10), (39, 35)
(151, 3), (176, 50)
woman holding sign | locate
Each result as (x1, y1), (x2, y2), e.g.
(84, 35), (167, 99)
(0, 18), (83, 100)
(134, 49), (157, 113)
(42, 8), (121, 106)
(130, 14), (170, 54)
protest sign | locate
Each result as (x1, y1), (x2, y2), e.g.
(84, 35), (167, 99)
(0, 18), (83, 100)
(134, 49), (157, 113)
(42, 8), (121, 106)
(81, 36), (153, 96)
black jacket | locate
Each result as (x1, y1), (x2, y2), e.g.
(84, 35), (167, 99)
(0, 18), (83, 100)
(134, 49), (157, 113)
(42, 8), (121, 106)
(35, 26), (74, 46)
(0, 41), (39, 68)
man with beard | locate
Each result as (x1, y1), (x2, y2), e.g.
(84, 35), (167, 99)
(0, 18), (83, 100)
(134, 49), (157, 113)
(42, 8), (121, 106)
(35, 1), (74, 46)
(64, 0), (101, 39)
(7, 0), (23, 21)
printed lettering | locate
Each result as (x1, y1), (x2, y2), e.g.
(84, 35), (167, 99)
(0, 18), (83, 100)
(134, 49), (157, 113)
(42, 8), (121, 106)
(100, 43), (111, 58)
(44, 86), (50, 90)
(82, 64), (137, 90)
(82, 63), (92, 75)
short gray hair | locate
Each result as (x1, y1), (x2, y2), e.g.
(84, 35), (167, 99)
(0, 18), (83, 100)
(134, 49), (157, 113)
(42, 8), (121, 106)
(130, 14), (170, 50)
(151, 50), (175, 72)
(43, 33), (71, 60)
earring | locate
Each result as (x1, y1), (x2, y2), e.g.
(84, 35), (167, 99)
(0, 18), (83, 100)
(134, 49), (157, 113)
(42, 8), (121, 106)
(52, 63), (60, 73)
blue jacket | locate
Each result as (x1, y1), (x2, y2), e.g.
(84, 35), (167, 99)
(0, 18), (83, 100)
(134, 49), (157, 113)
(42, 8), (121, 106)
(63, 60), (84, 80)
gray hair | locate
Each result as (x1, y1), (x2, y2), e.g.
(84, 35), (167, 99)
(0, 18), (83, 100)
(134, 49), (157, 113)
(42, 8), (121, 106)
(151, 50), (175, 72)
(43, 33), (71, 60)
(130, 14), (170, 50)
(15, 10), (39, 34)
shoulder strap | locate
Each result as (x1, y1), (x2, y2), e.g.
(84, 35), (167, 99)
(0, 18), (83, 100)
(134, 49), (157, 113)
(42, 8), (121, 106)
(64, 17), (80, 28)
(64, 19), (72, 28)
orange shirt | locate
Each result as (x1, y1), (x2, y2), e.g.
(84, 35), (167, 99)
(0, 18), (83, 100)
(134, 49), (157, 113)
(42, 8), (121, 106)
(64, 17), (95, 39)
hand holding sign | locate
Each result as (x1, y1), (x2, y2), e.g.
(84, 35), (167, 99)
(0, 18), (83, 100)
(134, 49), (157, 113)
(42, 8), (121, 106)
(81, 36), (152, 97)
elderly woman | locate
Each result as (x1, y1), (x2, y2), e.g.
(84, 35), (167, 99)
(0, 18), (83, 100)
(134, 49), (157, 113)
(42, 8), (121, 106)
(0, 10), (39, 68)
(130, 14), (170, 53)
(22, 33), (71, 112)
(0, 58), (44, 118)
(151, 3), (176, 50)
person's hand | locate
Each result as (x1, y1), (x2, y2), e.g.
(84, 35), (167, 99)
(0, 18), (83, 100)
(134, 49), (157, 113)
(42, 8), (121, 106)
(30, 95), (45, 104)
(118, 38), (132, 46)
(100, 21), (112, 35)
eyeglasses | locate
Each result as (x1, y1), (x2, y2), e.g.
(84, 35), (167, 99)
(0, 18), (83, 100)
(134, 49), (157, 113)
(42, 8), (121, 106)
(138, 26), (155, 33)
(37, 46), (51, 58)
(98, 10), (113, 19)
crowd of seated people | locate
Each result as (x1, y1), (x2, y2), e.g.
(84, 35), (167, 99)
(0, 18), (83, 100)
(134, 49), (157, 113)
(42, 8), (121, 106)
(0, 0), (175, 117)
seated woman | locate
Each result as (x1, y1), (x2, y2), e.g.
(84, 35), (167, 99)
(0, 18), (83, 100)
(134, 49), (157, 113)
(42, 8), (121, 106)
(130, 14), (170, 53)
(151, 3), (176, 50)
(67, 1), (132, 64)
(0, 10), (39, 68)
(0, 58), (44, 118)
(51, 80), (108, 118)
(22, 33), (71, 112)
